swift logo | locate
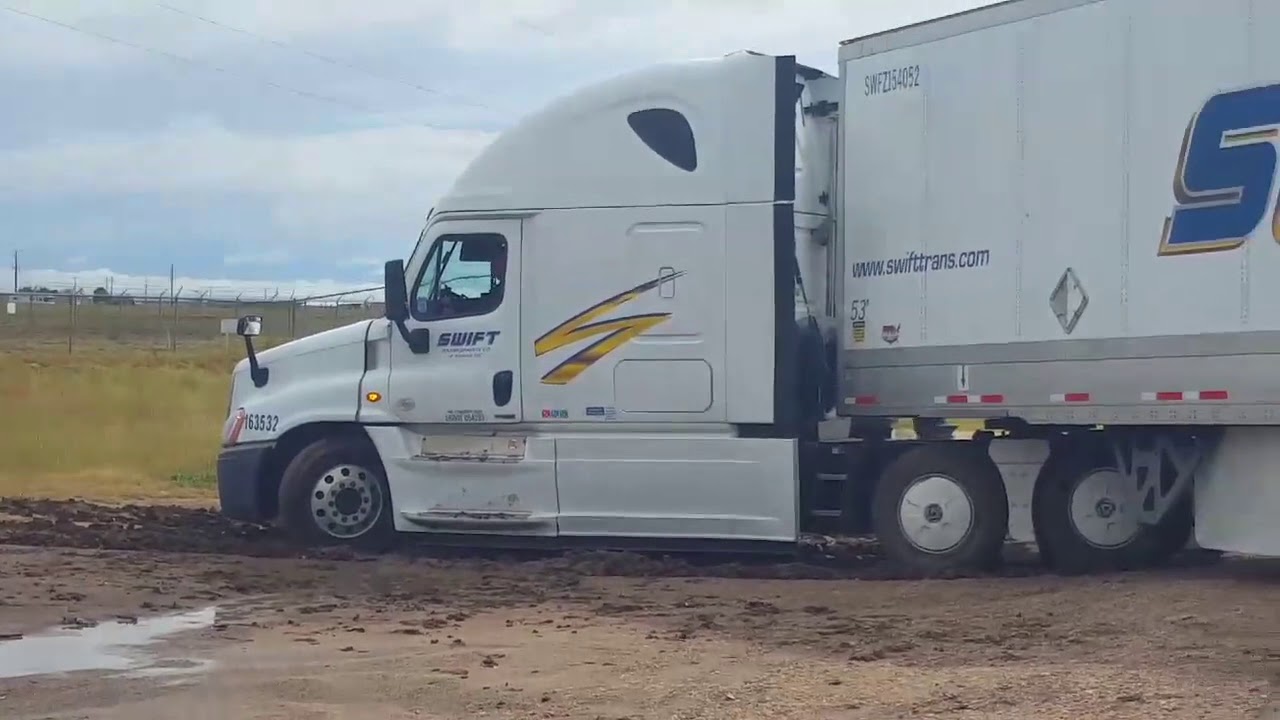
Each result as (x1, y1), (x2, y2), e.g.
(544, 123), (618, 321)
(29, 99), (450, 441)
(1159, 81), (1280, 256)
(533, 271), (684, 385)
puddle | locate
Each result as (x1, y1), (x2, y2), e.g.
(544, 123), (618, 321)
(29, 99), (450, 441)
(0, 607), (218, 680)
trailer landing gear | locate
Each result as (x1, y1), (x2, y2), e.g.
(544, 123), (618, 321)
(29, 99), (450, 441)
(872, 444), (1009, 574)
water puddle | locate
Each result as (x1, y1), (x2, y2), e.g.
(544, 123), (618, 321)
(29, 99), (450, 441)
(0, 607), (218, 680)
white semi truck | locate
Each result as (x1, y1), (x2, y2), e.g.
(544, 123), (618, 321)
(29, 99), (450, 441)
(217, 0), (1280, 574)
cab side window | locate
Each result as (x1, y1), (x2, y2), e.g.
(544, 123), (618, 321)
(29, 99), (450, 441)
(411, 233), (507, 322)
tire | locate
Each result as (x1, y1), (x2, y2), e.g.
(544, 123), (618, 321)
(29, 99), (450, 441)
(871, 444), (1009, 575)
(1032, 438), (1193, 575)
(277, 433), (396, 552)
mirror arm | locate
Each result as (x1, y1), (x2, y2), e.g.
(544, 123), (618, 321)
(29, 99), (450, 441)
(383, 258), (430, 354)
(392, 319), (431, 354)
(243, 335), (269, 388)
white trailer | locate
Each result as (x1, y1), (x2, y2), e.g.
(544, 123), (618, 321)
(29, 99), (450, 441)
(216, 0), (1280, 574)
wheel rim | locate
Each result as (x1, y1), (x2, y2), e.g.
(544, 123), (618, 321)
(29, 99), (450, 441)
(308, 463), (383, 540)
(1068, 468), (1140, 549)
(897, 474), (975, 554)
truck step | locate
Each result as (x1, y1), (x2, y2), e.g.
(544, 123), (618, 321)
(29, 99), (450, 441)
(800, 440), (877, 536)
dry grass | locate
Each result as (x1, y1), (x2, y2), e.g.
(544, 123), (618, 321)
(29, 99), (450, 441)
(0, 342), (243, 504)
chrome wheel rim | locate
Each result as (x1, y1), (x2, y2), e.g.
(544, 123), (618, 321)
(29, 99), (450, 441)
(309, 463), (383, 539)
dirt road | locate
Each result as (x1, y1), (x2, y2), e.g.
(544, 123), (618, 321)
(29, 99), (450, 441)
(0, 499), (1275, 719)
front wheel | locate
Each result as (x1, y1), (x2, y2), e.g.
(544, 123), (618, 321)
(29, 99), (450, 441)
(871, 444), (1009, 575)
(277, 434), (396, 552)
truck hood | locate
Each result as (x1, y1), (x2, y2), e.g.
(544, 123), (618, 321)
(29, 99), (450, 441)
(235, 319), (374, 373)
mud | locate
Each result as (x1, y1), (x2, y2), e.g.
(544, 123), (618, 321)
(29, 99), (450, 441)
(0, 497), (937, 579)
(0, 498), (1276, 719)
(0, 497), (1191, 581)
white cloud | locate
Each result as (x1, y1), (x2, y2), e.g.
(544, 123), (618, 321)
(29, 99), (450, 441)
(0, 119), (492, 196)
(0, 0), (998, 289)
(223, 249), (291, 267)
(441, 0), (998, 70)
(0, 119), (496, 239)
(2, 1), (998, 73)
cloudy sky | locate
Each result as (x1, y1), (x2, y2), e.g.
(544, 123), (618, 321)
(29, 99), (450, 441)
(2, 0), (989, 300)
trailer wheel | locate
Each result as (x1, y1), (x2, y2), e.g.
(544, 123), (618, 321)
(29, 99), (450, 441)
(1032, 440), (1192, 574)
(871, 444), (1009, 575)
(277, 434), (396, 552)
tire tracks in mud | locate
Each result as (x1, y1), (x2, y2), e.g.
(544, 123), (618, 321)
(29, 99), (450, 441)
(0, 497), (1220, 583)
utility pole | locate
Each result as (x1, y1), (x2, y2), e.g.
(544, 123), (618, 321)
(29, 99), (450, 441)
(11, 250), (17, 294)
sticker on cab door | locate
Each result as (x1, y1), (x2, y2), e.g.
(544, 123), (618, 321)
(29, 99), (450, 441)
(437, 330), (501, 358)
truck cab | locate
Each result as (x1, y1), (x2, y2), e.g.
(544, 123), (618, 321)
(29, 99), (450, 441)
(217, 51), (847, 554)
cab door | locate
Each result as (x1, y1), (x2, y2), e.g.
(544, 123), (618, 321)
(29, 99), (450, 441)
(387, 216), (522, 425)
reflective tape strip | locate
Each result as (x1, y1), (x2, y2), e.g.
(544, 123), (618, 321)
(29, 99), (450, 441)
(1140, 390), (1230, 402)
(845, 395), (879, 406)
(934, 394), (1005, 404)
(1050, 392), (1091, 403)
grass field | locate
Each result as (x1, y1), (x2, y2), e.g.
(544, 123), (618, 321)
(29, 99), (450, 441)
(0, 343), (240, 503)
(0, 298), (372, 502)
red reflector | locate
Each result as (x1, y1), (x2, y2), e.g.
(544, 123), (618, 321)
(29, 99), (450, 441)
(1199, 390), (1229, 401)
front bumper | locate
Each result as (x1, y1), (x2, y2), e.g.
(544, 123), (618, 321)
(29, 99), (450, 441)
(216, 441), (275, 523)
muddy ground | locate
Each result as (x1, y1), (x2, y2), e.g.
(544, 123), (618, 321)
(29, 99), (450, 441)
(0, 499), (1276, 719)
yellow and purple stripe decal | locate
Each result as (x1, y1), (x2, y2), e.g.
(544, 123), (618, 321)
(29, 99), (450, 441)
(533, 271), (685, 385)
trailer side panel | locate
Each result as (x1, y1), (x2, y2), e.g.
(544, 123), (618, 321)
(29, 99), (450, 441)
(839, 0), (1280, 425)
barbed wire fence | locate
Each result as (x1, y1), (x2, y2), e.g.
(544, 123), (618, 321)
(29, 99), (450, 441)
(0, 278), (387, 352)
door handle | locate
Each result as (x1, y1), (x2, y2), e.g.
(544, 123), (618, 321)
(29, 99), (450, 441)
(659, 266), (676, 298)
(492, 370), (513, 407)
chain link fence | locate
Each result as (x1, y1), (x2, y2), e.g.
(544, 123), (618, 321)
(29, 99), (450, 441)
(0, 287), (385, 351)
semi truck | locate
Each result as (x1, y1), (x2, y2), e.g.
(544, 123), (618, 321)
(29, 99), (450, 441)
(216, 0), (1280, 575)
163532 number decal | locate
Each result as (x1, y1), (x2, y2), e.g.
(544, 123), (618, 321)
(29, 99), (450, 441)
(245, 412), (279, 433)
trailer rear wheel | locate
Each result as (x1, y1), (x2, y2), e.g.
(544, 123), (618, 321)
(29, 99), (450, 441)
(872, 444), (1009, 574)
(1032, 440), (1192, 574)
(277, 434), (396, 553)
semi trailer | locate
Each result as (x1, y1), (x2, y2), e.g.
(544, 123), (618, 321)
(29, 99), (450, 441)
(217, 0), (1280, 574)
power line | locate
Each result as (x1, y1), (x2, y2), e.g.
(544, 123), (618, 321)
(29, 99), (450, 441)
(0, 4), (457, 129)
(153, 2), (504, 116)
(514, 18), (555, 36)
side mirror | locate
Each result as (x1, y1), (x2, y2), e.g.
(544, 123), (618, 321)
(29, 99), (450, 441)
(384, 259), (409, 323)
(236, 315), (263, 337)
(235, 315), (269, 388)
(384, 259), (430, 355)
